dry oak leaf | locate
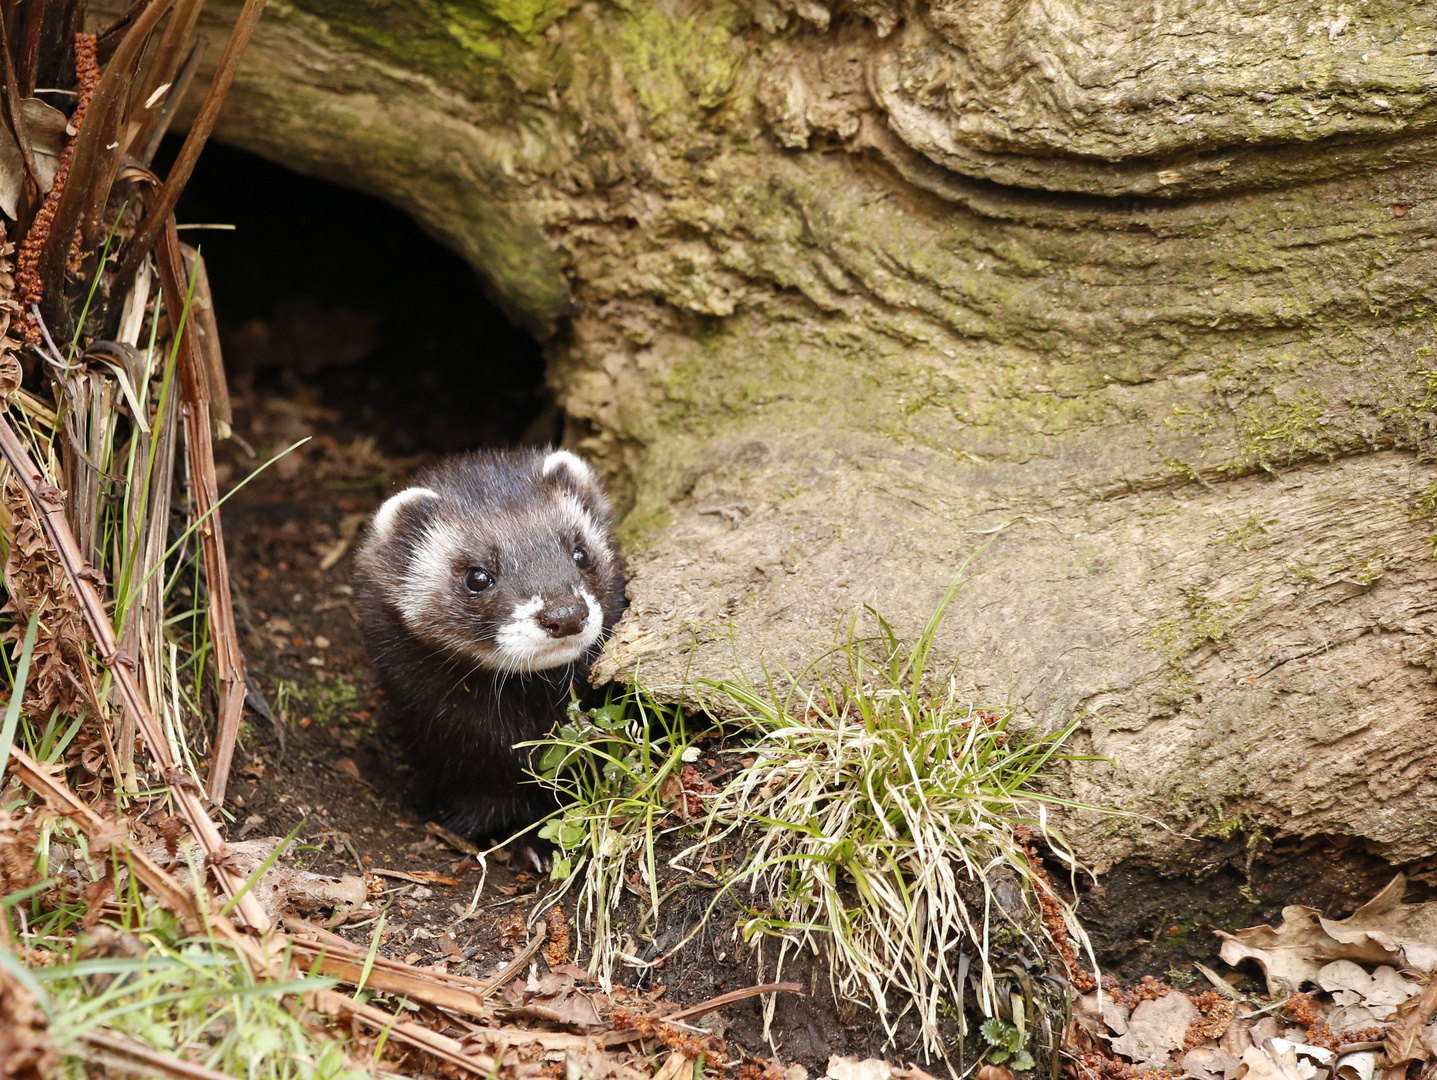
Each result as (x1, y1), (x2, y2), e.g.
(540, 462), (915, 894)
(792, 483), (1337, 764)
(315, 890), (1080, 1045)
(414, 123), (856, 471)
(1182, 1045), (1242, 1080)
(1110, 992), (1198, 1070)
(1235, 1043), (1311, 1080)
(1333, 1051), (1377, 1080)
(1217, 876), (1437, 997)
(1316, 961), (1416, 1020)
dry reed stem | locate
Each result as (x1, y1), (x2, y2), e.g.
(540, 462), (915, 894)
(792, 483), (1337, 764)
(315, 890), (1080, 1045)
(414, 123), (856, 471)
(139, 38), (206, 166)
(124, 0), (207, 172)
(78, 1029), (242, 1080)
(281, 914), (506, 994)
(182, 248), (232, 431)
(287, 939), (498, 1020)
(155, 217), (246, 804)
(110, 0), (268, 308)
(0, 412), (269, 931)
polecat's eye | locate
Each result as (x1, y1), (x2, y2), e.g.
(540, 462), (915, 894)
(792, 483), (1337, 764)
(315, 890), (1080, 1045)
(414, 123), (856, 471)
(462, 567), (494, 593)
(572, 546), (592, 570)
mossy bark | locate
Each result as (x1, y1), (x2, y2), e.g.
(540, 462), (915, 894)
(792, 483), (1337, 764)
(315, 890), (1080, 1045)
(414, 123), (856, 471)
(138, 0), (1437, 866)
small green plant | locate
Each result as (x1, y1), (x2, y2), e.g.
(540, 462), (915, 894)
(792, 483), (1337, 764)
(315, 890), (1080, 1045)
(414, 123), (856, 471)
(543, 558), (1106, 1063)
(980, 1017), (1035, 1071)
(532, 690), (697, 973)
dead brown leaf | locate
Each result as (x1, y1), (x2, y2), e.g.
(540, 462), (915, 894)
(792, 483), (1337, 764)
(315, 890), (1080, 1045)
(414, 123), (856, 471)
(1110, 992), (1198, 1070)
(974, 1066), (1014, 1080)
(1217, 877), (1437, 996)
(1183, 1045), (1242, 1080)
(332, 757), (360, 780)
(0, 958), (57, 1080)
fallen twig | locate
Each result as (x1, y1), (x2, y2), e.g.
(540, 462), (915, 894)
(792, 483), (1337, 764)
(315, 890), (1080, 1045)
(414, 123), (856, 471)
(477, 920), (551, 996)
(291, 939), (496, 1020)
(78, 1029), (240, 1080)
(602, 982), (805, 1046)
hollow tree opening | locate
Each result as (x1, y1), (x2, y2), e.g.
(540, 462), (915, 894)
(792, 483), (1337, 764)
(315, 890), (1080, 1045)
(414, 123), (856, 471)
(167, 140), (555, 455)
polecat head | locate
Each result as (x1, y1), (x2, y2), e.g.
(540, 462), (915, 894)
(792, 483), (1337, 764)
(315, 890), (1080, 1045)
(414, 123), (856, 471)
(356, 448), (620, 673)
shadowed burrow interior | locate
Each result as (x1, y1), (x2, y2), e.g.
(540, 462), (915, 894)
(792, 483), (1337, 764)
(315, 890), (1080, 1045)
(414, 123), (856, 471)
(167, 139), (556, 455)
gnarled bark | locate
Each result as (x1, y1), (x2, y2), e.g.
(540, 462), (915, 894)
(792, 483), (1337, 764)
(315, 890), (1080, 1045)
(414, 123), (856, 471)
(137, 0), (1437, 866)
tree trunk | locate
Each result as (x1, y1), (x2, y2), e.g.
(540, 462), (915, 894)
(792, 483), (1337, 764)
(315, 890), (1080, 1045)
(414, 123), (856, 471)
(147, 0), (1437, 867)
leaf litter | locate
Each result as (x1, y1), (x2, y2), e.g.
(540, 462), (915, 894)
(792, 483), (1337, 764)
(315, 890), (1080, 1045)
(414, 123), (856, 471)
(1069, 874), (1437, 1080)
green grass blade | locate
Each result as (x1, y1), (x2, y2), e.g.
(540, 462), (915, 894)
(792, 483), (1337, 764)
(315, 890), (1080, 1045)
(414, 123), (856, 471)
(0, 612), (41, 773)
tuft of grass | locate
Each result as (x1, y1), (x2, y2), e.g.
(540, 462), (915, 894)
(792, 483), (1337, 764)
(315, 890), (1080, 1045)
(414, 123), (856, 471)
(544, 561), (1104, 1063)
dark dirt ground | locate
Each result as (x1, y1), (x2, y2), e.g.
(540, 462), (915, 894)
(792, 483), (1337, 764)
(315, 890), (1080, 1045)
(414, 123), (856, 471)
(179, 142), (1437, 1075)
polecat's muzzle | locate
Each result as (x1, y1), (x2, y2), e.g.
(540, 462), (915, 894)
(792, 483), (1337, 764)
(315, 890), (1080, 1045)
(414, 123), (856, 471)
(536, 600), (587, 638)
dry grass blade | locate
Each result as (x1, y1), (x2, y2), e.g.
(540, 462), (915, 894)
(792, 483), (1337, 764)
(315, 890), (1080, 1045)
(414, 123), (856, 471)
(36, 0), (173, 329)
(182, 246), (232, 430)
(0, 412), (269, 931)
(155, 217), (246, 803)
(110, 0), (267, 307)
(78, 1029), (242, 1080)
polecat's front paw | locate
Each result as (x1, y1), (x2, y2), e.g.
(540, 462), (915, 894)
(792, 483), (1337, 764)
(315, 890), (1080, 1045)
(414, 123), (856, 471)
(508, 837), (554, 875)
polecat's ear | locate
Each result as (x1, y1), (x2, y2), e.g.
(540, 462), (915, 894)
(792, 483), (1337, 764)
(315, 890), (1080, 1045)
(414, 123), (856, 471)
(370, 486), (439, 541)
(541, 450), (601, 500)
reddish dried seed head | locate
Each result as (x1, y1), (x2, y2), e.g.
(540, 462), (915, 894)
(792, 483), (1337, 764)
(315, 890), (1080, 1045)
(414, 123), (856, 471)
(17, 32), (100, 343)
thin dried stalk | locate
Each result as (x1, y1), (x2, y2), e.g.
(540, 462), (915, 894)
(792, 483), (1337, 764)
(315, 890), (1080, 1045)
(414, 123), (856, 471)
(154, 217), (245, 804)
(109, 0), (267, 308)
(181, 246), (230, 433)
(78, 1028), (242, 1080)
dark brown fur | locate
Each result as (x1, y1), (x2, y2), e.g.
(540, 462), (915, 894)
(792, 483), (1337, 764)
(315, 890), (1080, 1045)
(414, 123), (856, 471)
(353, 448), (626, 837)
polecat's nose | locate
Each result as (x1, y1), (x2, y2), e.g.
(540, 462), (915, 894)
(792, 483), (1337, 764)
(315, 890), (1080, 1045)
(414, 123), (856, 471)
(536, 601), (586, 638)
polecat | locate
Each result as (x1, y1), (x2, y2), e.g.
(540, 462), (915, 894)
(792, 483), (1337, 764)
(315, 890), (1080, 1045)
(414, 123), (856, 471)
(353, 448), (627, 840)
